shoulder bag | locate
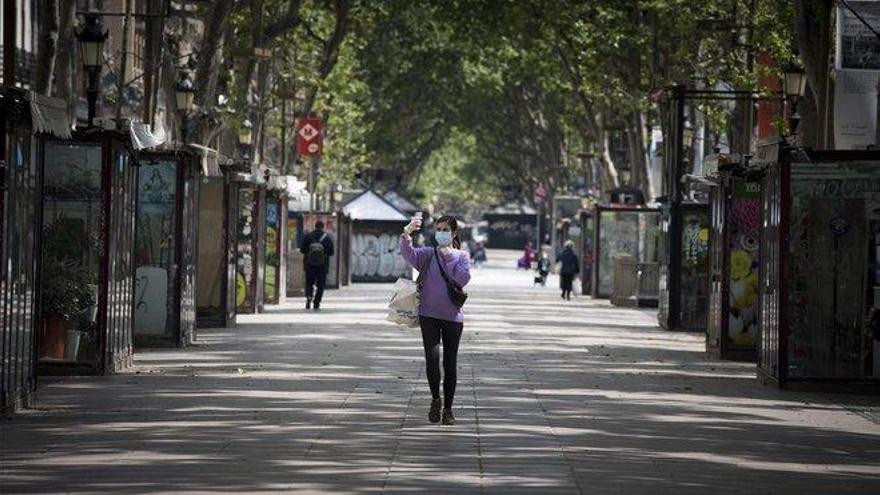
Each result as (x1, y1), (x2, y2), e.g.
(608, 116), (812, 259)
(432, 246), (468, 308)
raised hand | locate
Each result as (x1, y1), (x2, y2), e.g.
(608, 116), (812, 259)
(404, 216), (423, 235)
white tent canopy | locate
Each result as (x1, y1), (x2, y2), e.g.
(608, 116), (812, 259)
(342, 190), (408, 221)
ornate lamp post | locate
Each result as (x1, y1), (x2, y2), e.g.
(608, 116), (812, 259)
(782, 65), (808, 139)
(175, 70), (196, 144)
(239, 119), (254, 149)
(76, 14), (108, 127)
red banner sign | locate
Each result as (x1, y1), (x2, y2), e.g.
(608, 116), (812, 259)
(297, 117), (323, 156)
(757, 51), (782, 141)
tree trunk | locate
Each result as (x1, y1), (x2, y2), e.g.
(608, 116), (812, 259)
(599, 128), (621, 193)
(34, 0), (58, 95)
(627, 111), (655, 203)
(795, 0), (834, 149)
(53, 0), (76, 118)
(162, 43), (179, 142)
(142, 0), (164, 126)
(729, 99), (752, 154)
(252, 59), (271, 165)
(246, 0), (266, 157)
(193, 0), (236, 143)
(115, 0), (133, 127)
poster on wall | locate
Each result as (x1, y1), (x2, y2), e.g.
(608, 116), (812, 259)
(286, 211), (304, 295)
(837, 1), (880, 70)
(834, 69), (880, 150)
(680, 209), (711, 331)
(236, 189), (256, 311)
(351, 222), (410, 283)
(727, 181), (761, 350)
(835, 1), (880, 149)
(135, 160), (177, 337)
(265, 202), (280, 301)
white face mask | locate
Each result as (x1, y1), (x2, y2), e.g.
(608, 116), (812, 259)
(435, 231), (453, 246)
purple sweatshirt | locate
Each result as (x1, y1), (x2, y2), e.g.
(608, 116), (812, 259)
(399, 235), (471, 323)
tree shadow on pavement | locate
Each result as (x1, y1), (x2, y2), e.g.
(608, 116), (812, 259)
(2, 271), (879, 494)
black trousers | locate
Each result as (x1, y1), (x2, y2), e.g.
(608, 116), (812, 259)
(560, 273), (575, 291)
(305, 267), (327, 304)
(419, 316), (463, 407)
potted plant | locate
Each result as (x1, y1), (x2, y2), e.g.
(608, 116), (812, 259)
(40, 216), (98, 361)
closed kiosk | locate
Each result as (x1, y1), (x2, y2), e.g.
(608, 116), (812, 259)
(134, 147), (200, 346)
(343, 190), (411, 283)
(756, 144), (880, 390)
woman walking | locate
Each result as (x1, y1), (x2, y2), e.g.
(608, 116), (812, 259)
(557, 240), (580, 300)
(518, 241), (534, 269)
(400, 215), (471, 425)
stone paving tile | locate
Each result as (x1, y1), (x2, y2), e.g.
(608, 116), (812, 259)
(2, 251), (880, 494)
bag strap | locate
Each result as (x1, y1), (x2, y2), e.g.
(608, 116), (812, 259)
(433, 246), (456, 288)
(317, 232), (327, 243)
(415, 249), (430, 287)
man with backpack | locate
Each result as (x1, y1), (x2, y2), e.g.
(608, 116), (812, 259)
(300, 220), (335, 310)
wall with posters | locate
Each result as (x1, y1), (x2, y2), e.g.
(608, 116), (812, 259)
(286, 211), (305, 296)
(350, 221), (410, 283)
(835, 1), (880, 149)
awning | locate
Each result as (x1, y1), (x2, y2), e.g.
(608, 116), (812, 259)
(231, 171), (259, 183)
(187, 143), (223, 177)
(341, 190), (409, 221)
(129, 121), (167, 150)
(285, 176), (308, 196)
(27, 92), (72, 139)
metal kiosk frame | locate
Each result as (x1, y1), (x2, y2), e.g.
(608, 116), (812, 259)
(134, 146), (200, 347)
(756, 143), (880, 391)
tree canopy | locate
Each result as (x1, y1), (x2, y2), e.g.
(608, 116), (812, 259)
(35, 0), (796, 214)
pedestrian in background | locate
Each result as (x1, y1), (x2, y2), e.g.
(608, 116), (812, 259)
(300, 220), (334, 310)
(541, 239), (555, 273)
(536, 251), (551, 286)
(557, 240), (579, 300)
(473, 241), (487, 269)
(400, 214), (471, 426)
(517, 241), (534, 269)
(466, 237), (477, 262)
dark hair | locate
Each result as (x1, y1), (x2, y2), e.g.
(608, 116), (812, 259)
(315, 221), (325, 230)
(435, 215), (461, 250)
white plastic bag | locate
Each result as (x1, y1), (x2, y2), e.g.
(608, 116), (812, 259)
(386, 278), (420, 328)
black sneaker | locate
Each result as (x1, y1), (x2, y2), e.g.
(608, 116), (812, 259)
(428, 398), (442, 423)
(313, 302), (321, 311)
(306, 298), (312, 310)
(441, 408), (455, 425)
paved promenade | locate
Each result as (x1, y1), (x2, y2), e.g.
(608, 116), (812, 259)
(2, 251), (880, 494)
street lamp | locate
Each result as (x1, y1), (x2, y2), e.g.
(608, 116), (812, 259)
(239, 119), (254, 162)
(239, 119), (253, 145)
(175, 70), (196, 143)
(76, 13), (108, 127)
(682, 125), (696, 148)
(783, 65), (808, 100)
(783, 64), (808, 139)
